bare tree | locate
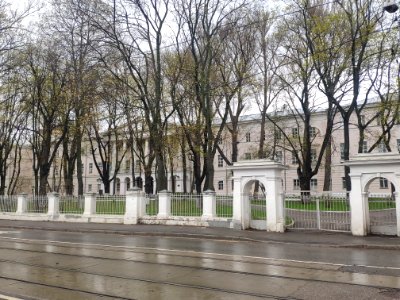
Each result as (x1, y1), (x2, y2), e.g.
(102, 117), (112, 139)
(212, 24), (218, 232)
(23, 39), (72, 195)
(89, 0), (172, 192)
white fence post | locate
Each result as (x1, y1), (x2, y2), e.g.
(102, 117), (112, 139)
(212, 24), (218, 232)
(83, 193), (97, 216)
(16, 194), (28, 214)
(124, 187), (145, 224)
(316, 196), (321, 230)
(202, 190), (216, 219)
(47, 192), (60, 217)
(157, 190), (171, 218)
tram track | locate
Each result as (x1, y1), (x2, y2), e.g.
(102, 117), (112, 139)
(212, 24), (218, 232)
(0, 237), (398, 294)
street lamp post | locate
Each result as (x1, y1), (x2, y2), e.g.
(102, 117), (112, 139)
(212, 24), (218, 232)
(383, 1), (400, 155)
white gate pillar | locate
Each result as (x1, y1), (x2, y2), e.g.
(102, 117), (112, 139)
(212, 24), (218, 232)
(396, 192), (400, 237)
(266, 176), (285, 232)
(349, 174), (369, 236)
(232, 177), (247, 229)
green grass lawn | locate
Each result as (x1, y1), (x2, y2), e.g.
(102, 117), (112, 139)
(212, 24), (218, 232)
(96, 200), (125, 215)
(285, 199), (395, 211)
(146, 201), (234, 218)
(251, 205), (267, 220)
(285, 200), (350, 211)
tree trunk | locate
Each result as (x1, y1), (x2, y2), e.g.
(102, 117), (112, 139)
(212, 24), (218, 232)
(342, 117), (351, 191)
(323, 137), (332, 191)
(76, 131), (84, 195)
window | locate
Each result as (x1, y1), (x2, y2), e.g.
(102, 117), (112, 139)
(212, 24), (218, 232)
(311, 179), (318, 190)
(311, 149), (317, 162)
(217, 155), (223, 167)
(97, 184), (101, 192)
(293, 179), (300, 190)
(275, 130), (281, 140)
(362, 141), (368, 153)
(377, 116), (381, 126)
(89, 163), (93, 174)
(309, 127), (317, 138)
(135, 160), (141, 172)
(116, 141), (123, 152)
(244, 153), (251, 160)
(88, 184), (92, 192)
(125, 160), (130, 171)
(379, 177), (389, 189)
(397, 139), (400, 153)
(275, 151), (283, 163)
(380, 178), (389, 189)
(54, 165), (58, 174)
(218, 137), (223, 145)
(360, 115), (365, 126)
(292, 127), (298, 138)
(218, 180), (224, 190)
(340, 143), (345, 160)
(292, 151), (299, 164)
(231, 179), (234, 191)
(245, 132), (251, 142)
(342, 177), (346, 189)
(378, 141), (388, 153)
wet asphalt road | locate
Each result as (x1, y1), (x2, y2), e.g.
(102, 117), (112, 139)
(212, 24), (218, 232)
(0, 229), (399, 299)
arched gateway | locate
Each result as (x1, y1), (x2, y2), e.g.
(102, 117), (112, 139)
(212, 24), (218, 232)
(228, 159), (286, 232)
(345, 153), (400, 236)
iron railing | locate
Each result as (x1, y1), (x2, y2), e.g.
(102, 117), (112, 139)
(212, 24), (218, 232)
(285, 192), (351, 232)
(96, 195), (126, 215)
(216, 194), (233, 218)
(0, 195), (17, 213)
(59, 196), (84, 214)
(171, 193), (202, 217)
(27, 195), (48, 213)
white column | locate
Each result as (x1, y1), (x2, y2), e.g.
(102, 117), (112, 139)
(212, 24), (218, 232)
(16, 194), (28, 214)
(395, 192), (400, 237)
(83, 193), (97, 216)
(157, 190), (170, 218)
(266, 176), (285, 232)
(124, 187), (145, 224)
(120, 179), (126, 195)
(202, 190), (216, 219)
(47, 192), (60, 217)
(232, 177), (243, 228)
(349, 174), (368, 236)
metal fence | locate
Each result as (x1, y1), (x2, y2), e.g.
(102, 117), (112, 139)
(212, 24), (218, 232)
(96, 195), (126, 215)
(0, 195), (17, 213)
(145, 194), (159, 216)
(27, 195), (48, 213)
(216, 194), (233, 218)
(171, 193), (202, 217)
(59, 196), (84, 214)
(285, 192), (351, 232)
(368, 193), (396, 227)
(249, 194), (267, 220)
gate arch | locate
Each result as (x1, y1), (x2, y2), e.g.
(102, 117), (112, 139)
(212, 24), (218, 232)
(345, 153), (400, 236)
(228, 159), (286, 232)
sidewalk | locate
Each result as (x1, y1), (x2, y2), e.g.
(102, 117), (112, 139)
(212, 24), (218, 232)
(0, 219), (398, 250)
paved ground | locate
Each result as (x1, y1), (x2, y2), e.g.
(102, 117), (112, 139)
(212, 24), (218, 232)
(0, 219), (398, 250)
(0, 221), (398, 299)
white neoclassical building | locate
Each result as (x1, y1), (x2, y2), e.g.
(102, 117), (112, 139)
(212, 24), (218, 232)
(7, 103), (400, 196)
